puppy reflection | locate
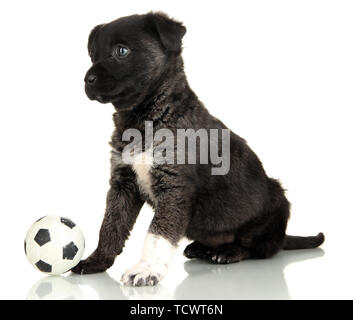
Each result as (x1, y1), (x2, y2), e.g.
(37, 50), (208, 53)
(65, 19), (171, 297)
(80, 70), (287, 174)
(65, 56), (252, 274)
(26, 272), (171, 300)
(175, 249), (324, 300)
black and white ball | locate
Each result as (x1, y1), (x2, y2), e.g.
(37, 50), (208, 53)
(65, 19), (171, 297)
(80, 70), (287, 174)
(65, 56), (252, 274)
(24, 215), (85, 275)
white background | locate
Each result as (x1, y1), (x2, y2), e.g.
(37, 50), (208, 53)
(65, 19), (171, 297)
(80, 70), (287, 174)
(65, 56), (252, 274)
(0, 0), (352, 299)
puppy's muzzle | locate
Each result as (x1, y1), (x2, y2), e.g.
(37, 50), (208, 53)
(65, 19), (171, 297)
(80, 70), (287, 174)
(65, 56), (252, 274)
(86, 74), (97, 86)
(84, 64), (118, 103)
(84, 72), (98, 100)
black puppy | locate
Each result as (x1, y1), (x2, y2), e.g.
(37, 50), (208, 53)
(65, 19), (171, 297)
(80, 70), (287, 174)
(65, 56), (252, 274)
(72, 12), (324, 286)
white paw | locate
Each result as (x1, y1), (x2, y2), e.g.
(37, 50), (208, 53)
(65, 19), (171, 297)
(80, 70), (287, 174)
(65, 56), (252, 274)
(121, 261), (168, 286)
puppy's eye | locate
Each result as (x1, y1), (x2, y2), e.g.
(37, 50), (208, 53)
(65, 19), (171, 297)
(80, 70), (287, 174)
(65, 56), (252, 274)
(113, 45), (130, 58)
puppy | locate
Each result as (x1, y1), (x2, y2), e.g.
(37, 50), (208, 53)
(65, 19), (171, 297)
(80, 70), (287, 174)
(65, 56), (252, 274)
(71, 12), (324, 286)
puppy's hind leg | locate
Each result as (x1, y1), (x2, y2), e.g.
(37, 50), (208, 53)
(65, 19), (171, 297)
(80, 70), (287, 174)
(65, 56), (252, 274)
(183, 241), (212, 259)
(184, 233), (246, 263)
(209, 243), (250, 264)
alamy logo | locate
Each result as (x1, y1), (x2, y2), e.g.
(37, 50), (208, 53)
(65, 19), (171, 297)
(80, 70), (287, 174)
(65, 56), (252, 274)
(121, 121), (230, 175)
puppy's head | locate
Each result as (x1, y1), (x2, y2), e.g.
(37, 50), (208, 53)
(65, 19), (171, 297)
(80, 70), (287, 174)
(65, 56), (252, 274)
(84, 12), (186, 110)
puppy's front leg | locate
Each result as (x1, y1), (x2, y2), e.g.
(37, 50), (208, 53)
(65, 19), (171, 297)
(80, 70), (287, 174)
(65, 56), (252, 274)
(72, 166), (144, 274)
(121, 191), (189, 286)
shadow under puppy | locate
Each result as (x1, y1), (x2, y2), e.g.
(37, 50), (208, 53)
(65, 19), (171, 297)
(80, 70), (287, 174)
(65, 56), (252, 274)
(71, 12), (325, 286)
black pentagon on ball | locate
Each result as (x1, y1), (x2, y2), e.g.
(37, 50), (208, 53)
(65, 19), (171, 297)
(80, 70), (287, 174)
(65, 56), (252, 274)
(34, 229), (51, 246)
(63, 241), (78, 260)
(35, 260), (52, 273)
(60, 217), (76, 229)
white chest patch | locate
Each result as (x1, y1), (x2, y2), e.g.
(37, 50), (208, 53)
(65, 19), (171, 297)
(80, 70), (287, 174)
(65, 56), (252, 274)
(111, 147), (155, 200)
(130, 150), (154, 199)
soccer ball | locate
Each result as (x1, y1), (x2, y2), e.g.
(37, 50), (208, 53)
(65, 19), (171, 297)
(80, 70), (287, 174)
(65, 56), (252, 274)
(24, 215), (85, 275)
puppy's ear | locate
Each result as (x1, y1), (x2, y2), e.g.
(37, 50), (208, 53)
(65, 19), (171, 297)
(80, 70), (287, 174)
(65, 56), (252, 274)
(145, 12), (186, 54)
(87, 24), (105, 58)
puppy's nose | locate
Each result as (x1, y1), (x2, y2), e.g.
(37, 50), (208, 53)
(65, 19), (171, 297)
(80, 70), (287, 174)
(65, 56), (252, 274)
(86, 74), (97, 86)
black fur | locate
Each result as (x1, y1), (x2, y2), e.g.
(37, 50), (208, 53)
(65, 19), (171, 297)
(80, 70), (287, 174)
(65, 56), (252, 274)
(72, 12), (324, 276)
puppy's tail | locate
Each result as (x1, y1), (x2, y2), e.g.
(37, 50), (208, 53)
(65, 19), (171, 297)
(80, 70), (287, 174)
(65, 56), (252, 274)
(283, 232), (325, 250)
